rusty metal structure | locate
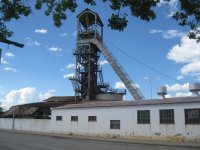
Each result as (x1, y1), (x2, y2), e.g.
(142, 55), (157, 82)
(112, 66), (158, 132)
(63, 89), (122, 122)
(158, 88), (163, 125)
(0, 96), (76, 119)
(69, 9), (144, 101)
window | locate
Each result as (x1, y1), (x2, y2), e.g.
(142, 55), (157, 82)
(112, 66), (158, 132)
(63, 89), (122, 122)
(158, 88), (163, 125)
(137, 110), (150, 124)
(110, 120), (120, 129)
(159, 109), (174, 124)
(71, 116), (78, 121)
(56, 116), (62, 121)
(185, 109), (200, 124)
(88, 116), (97, 122)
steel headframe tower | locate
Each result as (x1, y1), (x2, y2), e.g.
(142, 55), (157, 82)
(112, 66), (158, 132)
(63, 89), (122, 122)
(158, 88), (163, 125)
(70, 9), (144, 101)
(69, 9), (125, 101)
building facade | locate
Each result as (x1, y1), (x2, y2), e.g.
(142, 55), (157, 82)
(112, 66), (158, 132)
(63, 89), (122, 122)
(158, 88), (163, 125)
(0, 96), (200, 142)
(51, 97), (200, 141)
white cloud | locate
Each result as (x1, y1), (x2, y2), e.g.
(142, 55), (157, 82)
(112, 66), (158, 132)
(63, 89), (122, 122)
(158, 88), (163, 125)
(158, 83), (193, 98)
(63, 73), (75, 79)
(1, 58), (9, 64)
(175, 92), (193, 97)
(167, 36), (200, 63)
(4, 67), (17, 73)
(165, 94), (172, 98)
(60, 33), (68, 37)
(150, 29), (185, 39)
(160, 0), (178, 6)
(115, 82), (126, 89)
(0, 87), (54, 109)
(66, 63), (76, 69)
(1, 87), (39, 109)
(49, 47), (62, 52)
(26, 41), (40, 46)
(157, 0), (178, 17)
(39, 89), (55, 100)
(167, 36), (200, 77)
(35, 29), (47, 34)
(5, 52), (15, 58)
(165, 83), (189, 92)
(150, 30), (162, 34)
(176, 75), (184, 80)
(115, 82), (140, 90)
(25, 38), (40, 46)
(157, 0), (168, 6)
(99, 60), (108, 66)
(34, 41), (40, 46)
(162, 30), (185, 39)
(181, 61), (200, 75)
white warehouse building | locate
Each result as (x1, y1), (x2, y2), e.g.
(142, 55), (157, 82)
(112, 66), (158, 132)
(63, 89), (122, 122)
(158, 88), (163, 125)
(51, 96), (200, 141)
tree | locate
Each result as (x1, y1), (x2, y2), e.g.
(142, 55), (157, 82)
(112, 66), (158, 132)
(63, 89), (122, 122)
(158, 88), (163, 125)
(0, 0), (199, 42)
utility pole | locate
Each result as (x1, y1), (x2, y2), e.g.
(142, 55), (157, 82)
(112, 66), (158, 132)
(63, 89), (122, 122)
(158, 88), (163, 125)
(149, 76), (152, 99)
(12, 107), (15, 130)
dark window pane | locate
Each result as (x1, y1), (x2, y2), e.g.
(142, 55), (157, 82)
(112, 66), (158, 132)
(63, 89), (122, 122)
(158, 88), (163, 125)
(56, 116), (62, 121)
(137, 110), (150, 124)
(159, 109), (174, 124)
(71, 116), (78, 121)
(88, 116), (97, 122)
(185, 109), (200, 124)
(110, 120), (120, 129)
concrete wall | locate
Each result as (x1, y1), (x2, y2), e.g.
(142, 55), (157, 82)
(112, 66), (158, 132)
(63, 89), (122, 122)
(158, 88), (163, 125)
(0, 118), (51, 132)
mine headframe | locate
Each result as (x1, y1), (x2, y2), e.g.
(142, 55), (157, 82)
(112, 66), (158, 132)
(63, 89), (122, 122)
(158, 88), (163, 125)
(69, 9), (124, 101)
(69, 8), (144, 101)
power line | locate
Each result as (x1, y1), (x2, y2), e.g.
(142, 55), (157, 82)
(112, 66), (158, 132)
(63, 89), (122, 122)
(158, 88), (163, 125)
(104, 38), (183, 84)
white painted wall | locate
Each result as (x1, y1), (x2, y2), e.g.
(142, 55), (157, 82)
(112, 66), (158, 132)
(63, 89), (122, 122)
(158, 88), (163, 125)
(51, 102), (200, 140)
(0, 118), (13, 130)
(0, 118), (51, 132)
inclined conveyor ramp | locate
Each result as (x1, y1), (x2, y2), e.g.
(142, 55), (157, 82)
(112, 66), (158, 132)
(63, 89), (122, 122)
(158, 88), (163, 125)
(78, 38), (145, 100)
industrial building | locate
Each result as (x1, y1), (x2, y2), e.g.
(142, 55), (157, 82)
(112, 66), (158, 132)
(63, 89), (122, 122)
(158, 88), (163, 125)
(1, 96), (76, 119)
(0, 9), (200, 142)
(0, 96), (200, 141)
(51, 96), (200, 140)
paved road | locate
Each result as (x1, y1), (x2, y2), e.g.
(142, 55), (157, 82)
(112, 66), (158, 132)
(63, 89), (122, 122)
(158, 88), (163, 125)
(0, 131), (198, 150)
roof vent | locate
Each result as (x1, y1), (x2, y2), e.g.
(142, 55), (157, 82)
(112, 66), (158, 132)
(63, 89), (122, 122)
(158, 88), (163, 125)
(189, 83), (200, 96)
(157, 86), (167, 99)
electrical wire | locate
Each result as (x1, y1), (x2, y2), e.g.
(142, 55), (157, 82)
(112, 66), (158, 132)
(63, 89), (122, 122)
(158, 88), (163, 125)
(104, 38), (183, 84)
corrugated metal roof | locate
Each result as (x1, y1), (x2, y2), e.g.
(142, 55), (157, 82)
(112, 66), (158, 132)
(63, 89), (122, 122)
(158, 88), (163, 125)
(55, 96), (200, 109)
(1, 101), (79, 117)
(43, 96), (75, 102)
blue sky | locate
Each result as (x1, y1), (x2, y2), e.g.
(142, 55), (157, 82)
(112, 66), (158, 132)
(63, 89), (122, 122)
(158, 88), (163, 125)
(0, 1), (200, 109)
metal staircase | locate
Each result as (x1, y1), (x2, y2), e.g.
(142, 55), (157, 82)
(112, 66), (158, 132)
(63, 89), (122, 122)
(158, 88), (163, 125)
(78, 38), (144, 100)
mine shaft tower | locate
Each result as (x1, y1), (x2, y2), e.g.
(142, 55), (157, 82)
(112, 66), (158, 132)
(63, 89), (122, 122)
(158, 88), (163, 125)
(70, 9), (144, 101)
